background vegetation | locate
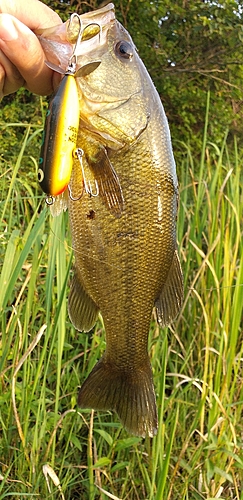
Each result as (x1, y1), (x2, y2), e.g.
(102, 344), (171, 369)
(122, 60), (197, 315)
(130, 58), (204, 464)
(0, 1), (243, 499)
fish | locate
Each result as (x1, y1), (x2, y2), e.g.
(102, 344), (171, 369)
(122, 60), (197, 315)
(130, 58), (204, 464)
(39, 3), (183, 437)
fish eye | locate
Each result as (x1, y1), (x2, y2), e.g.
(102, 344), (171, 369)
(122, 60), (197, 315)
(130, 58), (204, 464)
(115, 41), (133, 60)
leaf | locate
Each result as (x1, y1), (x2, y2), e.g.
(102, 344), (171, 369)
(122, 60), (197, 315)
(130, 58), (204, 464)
(213, 467), (233, 483)
(114, 437), (141, 451)
(93, 457), (111, 468)
(94, 429), (113, 446)
(70, 434), (82, 452)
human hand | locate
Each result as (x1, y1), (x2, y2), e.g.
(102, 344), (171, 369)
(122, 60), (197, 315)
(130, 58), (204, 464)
(0, 0), (62, 98)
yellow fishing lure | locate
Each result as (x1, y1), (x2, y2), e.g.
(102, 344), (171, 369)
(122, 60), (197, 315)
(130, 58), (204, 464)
(38, 13), (101, 199)
(38, 73), (79, 197)
(38, 13), (83, 198)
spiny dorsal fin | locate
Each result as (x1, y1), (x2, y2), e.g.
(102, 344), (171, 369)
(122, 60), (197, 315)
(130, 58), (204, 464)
(155, 249), (183, 327)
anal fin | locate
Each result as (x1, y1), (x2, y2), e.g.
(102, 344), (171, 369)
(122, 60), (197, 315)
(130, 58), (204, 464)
(68, 269), (99, 332)
(155, 249), (183, 327)
(78, 355), (158, 437)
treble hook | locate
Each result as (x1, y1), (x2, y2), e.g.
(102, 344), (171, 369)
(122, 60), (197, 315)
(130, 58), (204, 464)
(67, 184), (83, 201)
(73, 148), (99, 198)
(87, 179), (99, 197)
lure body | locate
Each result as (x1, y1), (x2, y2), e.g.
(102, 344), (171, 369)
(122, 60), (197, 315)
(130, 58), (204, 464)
(39, 74), (79, 196)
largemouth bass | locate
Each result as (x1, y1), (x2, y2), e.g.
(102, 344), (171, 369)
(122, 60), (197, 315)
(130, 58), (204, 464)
(39, 3), (183, 437)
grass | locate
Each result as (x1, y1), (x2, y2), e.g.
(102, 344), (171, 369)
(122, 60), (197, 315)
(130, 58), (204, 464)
(0, 98), (243, 499)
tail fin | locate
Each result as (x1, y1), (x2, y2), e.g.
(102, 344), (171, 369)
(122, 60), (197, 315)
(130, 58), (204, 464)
(78, 356), (158, 437)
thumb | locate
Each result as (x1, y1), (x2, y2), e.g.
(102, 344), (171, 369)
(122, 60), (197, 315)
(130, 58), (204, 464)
(0, 13), (61, 95)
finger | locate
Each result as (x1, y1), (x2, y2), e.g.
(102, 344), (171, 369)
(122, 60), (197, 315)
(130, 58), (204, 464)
(0, 59), (4, 98)
(0, 14), (61, 95)
(0, 0), (61, 31)
(0, 49), (24, 96)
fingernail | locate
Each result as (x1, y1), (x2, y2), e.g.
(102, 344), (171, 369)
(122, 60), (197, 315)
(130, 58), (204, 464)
(0, 16), (18, 42)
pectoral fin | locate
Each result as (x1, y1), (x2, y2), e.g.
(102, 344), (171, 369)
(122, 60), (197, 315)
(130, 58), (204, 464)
(155, 250), (183, 327)
(68, 270), (99, 332)
(80, 133), (124, 217)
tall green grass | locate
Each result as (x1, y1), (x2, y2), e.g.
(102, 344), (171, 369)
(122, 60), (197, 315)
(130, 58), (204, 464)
(0, 102), (243, 499)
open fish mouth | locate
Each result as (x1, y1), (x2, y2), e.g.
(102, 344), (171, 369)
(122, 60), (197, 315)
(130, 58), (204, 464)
(37, 3), (115, 69)
(70, 3), (115, 57)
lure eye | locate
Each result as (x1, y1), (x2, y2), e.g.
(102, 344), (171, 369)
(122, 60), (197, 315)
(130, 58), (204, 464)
(115, 41), (133, 60)
(38, 168), (44, 183)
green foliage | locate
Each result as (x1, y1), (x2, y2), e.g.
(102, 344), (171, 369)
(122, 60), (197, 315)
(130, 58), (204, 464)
(0, 98), (243, 499)
(0, 1), (243, 498)
(117, 0), (243, 154)
(0, 90), (46, 199)
(42, 0), (243, 158)
(2, 0), (243, 162)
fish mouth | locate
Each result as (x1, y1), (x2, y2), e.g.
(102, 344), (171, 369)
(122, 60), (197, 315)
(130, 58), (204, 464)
(78, 3), (115, 44)
(37, 3), (115, 69)
(70, 3), (115, 58)
(79, 2), (115, 22)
